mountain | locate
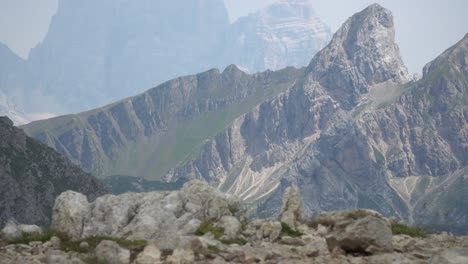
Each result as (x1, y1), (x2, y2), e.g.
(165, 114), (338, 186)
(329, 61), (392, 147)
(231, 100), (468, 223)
(0, 91), (29, 125)
(0, 116), (108, 226)
(23, 66), (303, 179)
(227, 0), (331, 72)
(22, 4), (467, 232)
(0, 0), (331, 115)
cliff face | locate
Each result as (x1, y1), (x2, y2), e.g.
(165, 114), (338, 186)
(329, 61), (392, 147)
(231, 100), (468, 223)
(0, 116), (108, 226)
(23, 66), (303, 179)
(0, 0), (330, 115)
(22, 5), (468, 232)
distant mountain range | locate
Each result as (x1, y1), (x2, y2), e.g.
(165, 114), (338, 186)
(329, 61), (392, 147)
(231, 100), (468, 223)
(23, 4), (468, 233)
(0, 0), (331, 119)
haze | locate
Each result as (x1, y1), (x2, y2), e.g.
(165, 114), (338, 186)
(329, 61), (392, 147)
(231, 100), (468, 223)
(0, 0), (467, 73)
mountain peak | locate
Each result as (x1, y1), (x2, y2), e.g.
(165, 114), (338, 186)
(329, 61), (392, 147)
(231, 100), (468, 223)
(306, 4), (408, 109)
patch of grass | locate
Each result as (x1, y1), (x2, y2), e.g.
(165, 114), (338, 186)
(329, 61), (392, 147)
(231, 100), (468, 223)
(391, 223), (429, 238)
(9, 230), (58, 244)
(194, 221), (225, 239)
(280, 222), (303, 237)
(372, 146), (385, 168)
(207, 245), (220, 254)
(220, 238), (248, 245)
(61, 236), (147, 253)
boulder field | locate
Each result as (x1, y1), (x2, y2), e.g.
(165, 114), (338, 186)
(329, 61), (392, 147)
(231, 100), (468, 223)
(1, 181), (467, 263)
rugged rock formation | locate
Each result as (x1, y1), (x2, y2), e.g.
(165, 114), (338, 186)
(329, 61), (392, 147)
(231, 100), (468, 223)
(22, 5), (468, 232)
(23, 66), (302, 179)
(227, 0), (331, 73)
(1, 181), (467, 264)
(0, 0), (330, 115)
(0, 116), (108, 226)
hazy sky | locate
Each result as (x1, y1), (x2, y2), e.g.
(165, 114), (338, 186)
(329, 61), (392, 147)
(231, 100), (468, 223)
(0, 0), (467, 73)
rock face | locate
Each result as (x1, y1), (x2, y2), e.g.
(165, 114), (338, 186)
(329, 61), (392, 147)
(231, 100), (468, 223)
(51, 181), (245, 248)
(22, 5), (468, 233)
(0, 0), (330, 115)
(3, 183), (468, 263)
(227, 0), (331, 73)
(0, 116), (108, 226)
(313, 209), (393, 254)
(279, 185), (306, 229)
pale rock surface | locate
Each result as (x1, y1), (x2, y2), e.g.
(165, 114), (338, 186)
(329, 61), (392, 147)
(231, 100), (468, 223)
(279, 185), (306, 229)
(313, 209), (393, 254)
(0, 221), (42, 241)
(95, 240), (130, 264)
(51, 181), (244, 249)
(219, 216), (242, 239)
(430, 248), (468, 264)
(133, 244), (162, 264)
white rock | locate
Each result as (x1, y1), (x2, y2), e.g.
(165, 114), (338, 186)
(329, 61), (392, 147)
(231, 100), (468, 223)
(1, 221), (21, 241)
(220, 216), (241, 239)
(279, 185), (306, 229)
(430, 248), (468, 264)
(18, 225), (42, 236)
(134, 244), (162, 264)
(316, 209), (393, 254)
(51, 191), (89, 239)
(261, 221), (282, 242)
(95, 240), (130, 264)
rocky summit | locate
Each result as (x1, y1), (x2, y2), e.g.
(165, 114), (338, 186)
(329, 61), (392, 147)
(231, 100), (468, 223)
(20, 4), (468, 233)
(0, 181), (467, 264)
(0, 116), (108, 226)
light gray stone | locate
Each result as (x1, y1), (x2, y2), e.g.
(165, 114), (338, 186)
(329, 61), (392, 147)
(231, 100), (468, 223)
(279, 186), (306, 229)
(95, 240), (130, 264)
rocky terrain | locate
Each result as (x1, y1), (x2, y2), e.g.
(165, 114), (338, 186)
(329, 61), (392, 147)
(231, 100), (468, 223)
(0, 116), (108, 226)
(0, 0), (330, 115)
(1, 181), (467, 264)
(227, 0), (330, 73)
(21, 4), (468, 233)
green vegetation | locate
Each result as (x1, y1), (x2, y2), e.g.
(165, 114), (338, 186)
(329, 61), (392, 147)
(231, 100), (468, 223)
(220, 238), (248, 245)
(372, 146), (385, 168)
(280, 222), (303, 237)
(9, 231), (147, 253)
(391, 223), (429, 238)
(9, 230), (57, 245)
(194, 221), (225, 239)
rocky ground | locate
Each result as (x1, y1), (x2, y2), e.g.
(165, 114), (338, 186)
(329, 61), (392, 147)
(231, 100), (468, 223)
(1, 181), (467, 264)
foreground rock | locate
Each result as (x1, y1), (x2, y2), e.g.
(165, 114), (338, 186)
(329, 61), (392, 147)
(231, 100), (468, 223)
(2, 180), (468, 263)
(51, 180), (245, 249)
(312, 209), (393, 254)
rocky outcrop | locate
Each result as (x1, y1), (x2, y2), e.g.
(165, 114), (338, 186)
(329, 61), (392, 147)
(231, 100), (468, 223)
(313, 209), (393, 254)
(0, 116), (108, 226)
(279, 185), (306, 229)
(227, 0), (331, 73)
(2, 182), (468, 263)
(21, 4), (468, 233)
(51, 181), (245, 248)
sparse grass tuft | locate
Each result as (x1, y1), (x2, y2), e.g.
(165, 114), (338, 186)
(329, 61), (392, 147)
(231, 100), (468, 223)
(280, 222), (303, 237)
(9, 230), (58, 244)
(220, 238), (248, 245)
(391, 223), (429, 238)
(194, 221), (225, 239)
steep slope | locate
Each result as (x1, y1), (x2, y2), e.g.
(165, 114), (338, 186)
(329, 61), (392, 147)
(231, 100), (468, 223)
(22, 4), (467, 232)
(163, 4), (410, 215)
(228, 0), (331, 72)
(23, 66), (303, 179)
(1, 0), (330, 115)
(0, 116), (108, 226)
